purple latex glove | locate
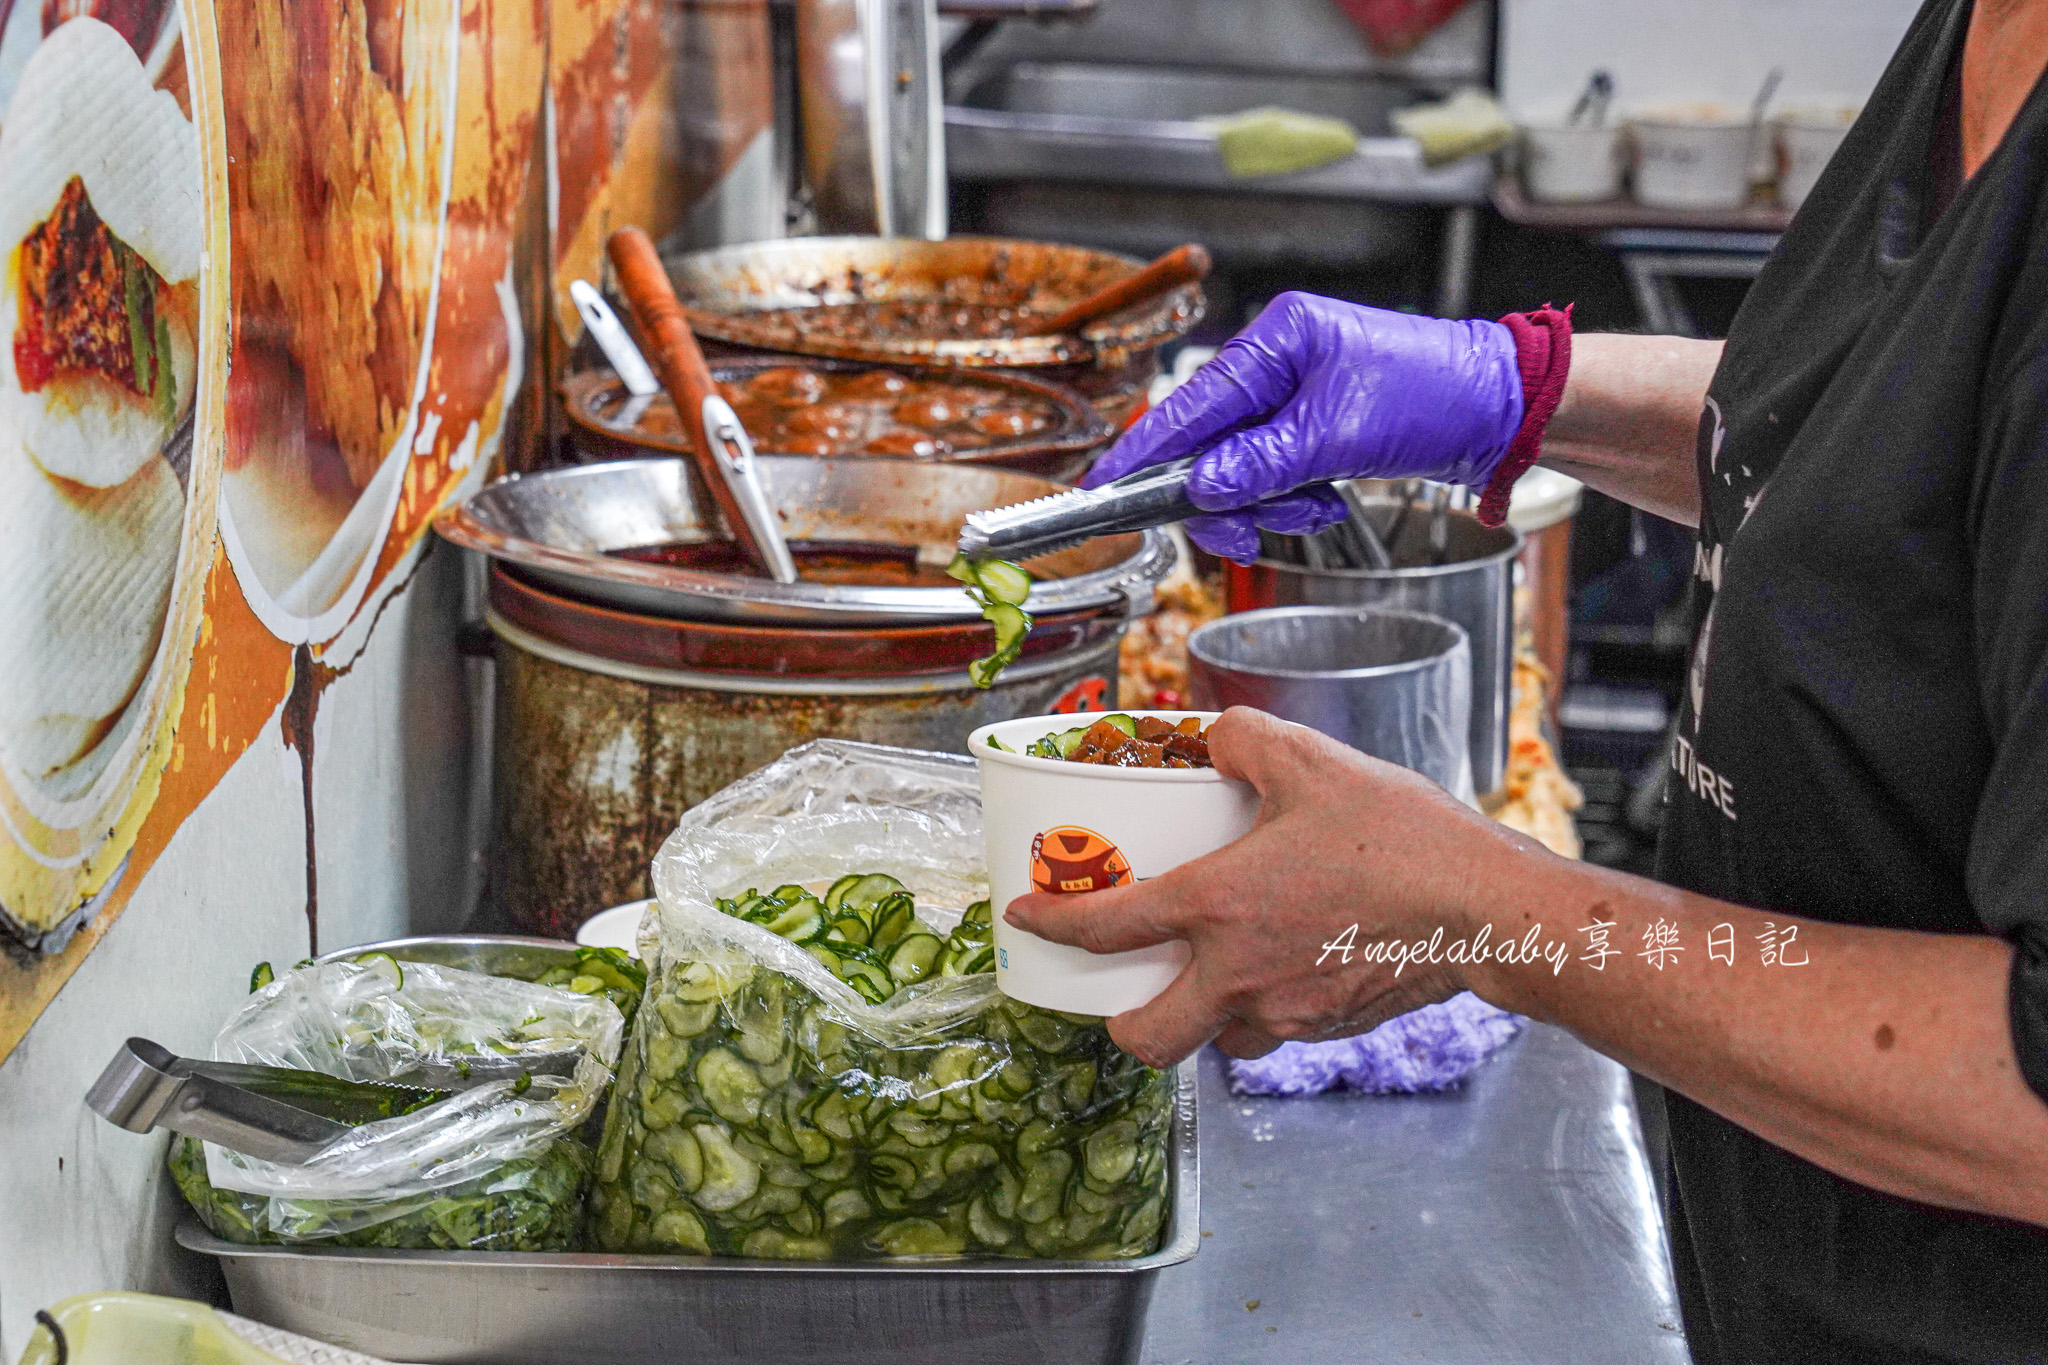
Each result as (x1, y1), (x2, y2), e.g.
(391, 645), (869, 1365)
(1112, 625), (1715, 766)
(1090, 292), (1526, 562)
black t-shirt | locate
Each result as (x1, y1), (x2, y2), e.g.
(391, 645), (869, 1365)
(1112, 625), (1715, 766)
(1656, 0), (2048, 1359)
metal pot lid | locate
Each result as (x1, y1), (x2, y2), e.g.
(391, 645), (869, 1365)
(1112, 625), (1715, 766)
(664, 235), (1204, 368)
(434, 457), (1175, 626)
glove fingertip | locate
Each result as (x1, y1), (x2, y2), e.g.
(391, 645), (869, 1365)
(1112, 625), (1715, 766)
(1184, 513), (1260, 565)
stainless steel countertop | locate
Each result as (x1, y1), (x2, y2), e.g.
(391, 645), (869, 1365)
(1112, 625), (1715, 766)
(1144, 1025), (1691, 1364)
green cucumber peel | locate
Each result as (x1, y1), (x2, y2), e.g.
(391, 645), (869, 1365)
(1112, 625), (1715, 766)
(948, 553), (1034, 689)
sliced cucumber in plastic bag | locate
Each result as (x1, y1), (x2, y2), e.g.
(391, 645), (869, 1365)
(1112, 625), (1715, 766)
(591, 868), (1171, 1263)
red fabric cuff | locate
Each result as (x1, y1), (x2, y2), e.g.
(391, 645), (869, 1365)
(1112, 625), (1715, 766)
(1477, 303), (1573, 528)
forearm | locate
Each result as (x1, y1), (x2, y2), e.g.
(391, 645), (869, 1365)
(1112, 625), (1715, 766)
(1465, 843), (2048, 1225)
(1538, 334), (1722, 527)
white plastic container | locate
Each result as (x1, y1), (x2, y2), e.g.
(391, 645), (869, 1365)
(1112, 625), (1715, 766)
(1776, 106), (1857, 209)
(574, 899), (654, 956)
(968, 711), (1259, 1016)
(1630, 105), (1758, 210)
(1520, 121), (1625, 204)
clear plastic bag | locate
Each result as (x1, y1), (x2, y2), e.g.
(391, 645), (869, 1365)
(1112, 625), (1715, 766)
(588, 739), (1174, 1261)
(170, 959), (624, 1250)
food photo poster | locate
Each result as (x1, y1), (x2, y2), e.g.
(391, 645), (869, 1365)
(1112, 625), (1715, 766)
(0, 0), (769, 1061)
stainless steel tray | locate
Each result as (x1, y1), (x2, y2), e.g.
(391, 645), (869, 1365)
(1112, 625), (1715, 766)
(178, 1067), (1199, 1365)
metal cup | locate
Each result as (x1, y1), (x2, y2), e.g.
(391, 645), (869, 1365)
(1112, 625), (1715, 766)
(1228, 499), (1518, 793)
(1187, 606), (1474, 800)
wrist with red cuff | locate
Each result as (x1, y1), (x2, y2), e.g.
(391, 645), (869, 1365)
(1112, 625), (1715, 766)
(1475, 303), (1573, 528)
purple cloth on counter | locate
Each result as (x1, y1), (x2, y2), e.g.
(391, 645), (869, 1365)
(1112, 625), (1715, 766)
(1224, 992), (1522, 1096)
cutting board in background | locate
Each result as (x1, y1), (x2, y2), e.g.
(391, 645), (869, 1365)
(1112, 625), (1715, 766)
(1499, 0), (1923, 118)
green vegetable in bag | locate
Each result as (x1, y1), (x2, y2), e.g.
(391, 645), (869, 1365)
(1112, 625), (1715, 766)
(170, 958), (623, 1251)
(589, 875), (1172, 1261)
(171, 1134), (591, 1252)
(523, 945), (648, 1027)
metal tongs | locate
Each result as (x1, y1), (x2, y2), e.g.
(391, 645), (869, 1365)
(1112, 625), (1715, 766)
(960, 456), (1362, 563)
(87, 1035), (586, 1164)
(86, 1038), (453, 1165)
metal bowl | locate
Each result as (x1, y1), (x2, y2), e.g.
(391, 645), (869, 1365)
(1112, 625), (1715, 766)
(558, 356), (1110, 484)
(433, 457), (1175, 626)
(311, 934), (584, 974)
(666, 235), (1203, 368)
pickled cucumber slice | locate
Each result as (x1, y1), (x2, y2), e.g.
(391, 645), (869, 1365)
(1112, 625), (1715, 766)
(351, 952), (403, 990)
(972, 558), (1032, 606)
(839, 874), (906, 910)
(885, 933), (943, 987)
(765, 899), (825, 942)
(869, 895), (917, 951)
(948, 553), (1034, 689)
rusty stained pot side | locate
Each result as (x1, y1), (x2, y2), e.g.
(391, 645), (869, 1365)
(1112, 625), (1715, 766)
(489, 630), (1123, 940)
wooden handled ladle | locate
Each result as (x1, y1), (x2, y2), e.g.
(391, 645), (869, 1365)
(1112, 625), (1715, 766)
(1029, 243), (1212, 337)
(607, 226), (797, 583)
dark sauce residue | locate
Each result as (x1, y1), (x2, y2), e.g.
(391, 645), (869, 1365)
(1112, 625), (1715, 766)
(610, 539), (960, 588)
(768, 300), (1044, 345)
(597, 365), (1059, 460)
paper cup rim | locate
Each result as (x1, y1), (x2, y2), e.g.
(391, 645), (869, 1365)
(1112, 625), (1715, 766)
(969, 710), (1235, 783)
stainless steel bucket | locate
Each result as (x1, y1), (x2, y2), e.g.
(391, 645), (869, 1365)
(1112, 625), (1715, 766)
(1187, 607), (1473, 798)
(437, 459), (1174, 939)
(485, 568), (1126, 940)
(1224, 501), (1519, 793)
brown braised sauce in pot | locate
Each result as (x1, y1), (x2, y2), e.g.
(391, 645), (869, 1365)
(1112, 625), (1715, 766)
(593, 365), (1060, 460)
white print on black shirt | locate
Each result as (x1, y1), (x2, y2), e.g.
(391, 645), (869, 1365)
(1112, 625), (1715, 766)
(1673, 733), (1737, 819)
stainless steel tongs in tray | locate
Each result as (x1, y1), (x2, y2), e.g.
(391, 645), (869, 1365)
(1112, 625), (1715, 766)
(86, 1037), (583, 1165)
(87, 1038), (452, 1165)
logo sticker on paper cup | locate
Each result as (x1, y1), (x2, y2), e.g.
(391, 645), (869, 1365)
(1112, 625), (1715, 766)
(1030, 826), (1132, 895)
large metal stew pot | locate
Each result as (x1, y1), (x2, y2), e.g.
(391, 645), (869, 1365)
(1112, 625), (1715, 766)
(436, 458), (1172, 937)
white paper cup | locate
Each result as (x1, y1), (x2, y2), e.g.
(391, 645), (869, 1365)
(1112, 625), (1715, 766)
(1630, 106), (1758, 210)
(1520, 121), (1625, 204)
(969, 711), (1259, 1016)
(1776, 106), (1857, 209)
